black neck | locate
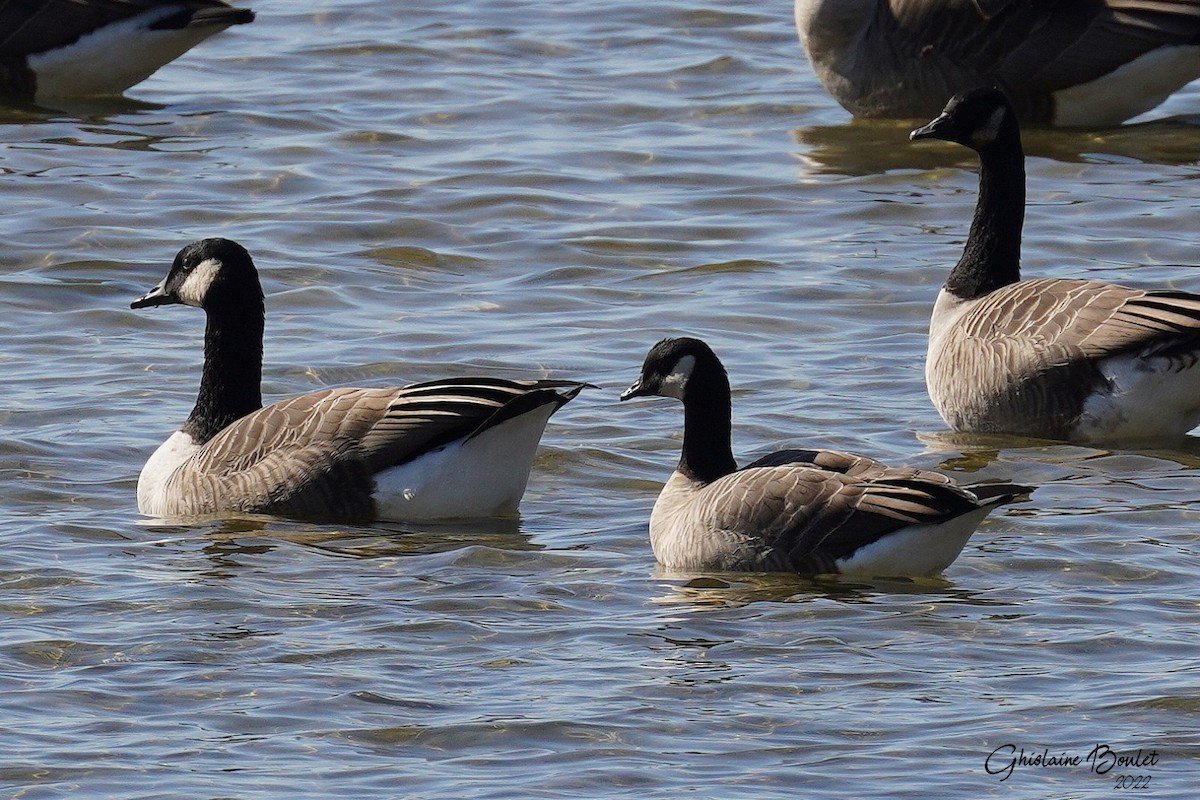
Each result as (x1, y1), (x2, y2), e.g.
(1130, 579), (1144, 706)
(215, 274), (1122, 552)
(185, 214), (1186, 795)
(945, 133), (1025, 299)
(679, 366), (738, 485)
(182, 299), (264, 444)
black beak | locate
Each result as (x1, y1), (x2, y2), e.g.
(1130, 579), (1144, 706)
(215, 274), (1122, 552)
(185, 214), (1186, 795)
(130, 278), (175, 309)
(910, 111), (952, 142)
(619, 378), (651, 402)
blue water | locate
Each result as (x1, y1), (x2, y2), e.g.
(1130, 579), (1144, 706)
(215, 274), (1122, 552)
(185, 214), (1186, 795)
(1, 1), (1198, 797)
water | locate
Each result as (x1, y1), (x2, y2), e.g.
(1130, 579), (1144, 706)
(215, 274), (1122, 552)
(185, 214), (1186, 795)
(2, 1), (1198, 797)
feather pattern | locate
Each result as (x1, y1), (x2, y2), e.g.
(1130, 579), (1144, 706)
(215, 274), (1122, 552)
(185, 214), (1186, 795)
(796, 0), (1200, 125)
(913, 88), (1200, 442)
(145, 381), (584, 521)
(651, 463), (1014, 574)
(132, 239), (588, 522)
(623, 337), (1029, 577)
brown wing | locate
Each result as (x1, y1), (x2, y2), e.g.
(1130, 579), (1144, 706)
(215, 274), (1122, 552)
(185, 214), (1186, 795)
(164, 380), (583, 520)
(165, 388), (390, 520)
(696, 464), (995, 572)
(953, 278), (1200, 362)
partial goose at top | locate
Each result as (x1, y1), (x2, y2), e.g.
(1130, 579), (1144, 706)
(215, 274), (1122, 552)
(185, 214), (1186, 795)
(0, 0), (254, 101)
(911, 86), (1200, 443)
(794, 0), (1200, 127)
(130, 238), (589, 523)
(620, 337), (1030, 577)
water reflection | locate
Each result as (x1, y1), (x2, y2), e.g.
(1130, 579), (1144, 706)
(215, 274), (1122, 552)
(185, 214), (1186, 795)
(0, 98), (184, 159)
(916, 429), (1200, 470)
(648, 568), (979, 609)
(792, 115), (1200, 176)
(0, 95), (162, 121)
(135, 514), (538, 577)
(299, 518), (539, 560)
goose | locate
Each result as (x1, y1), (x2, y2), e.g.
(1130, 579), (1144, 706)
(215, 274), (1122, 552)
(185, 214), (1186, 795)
(619, 337), (1030, 577)
(794, 0), (1200, 127)
(130, 238), (588, 522)
(910, 87), (1200, 442)
(0, 0), (254, 101)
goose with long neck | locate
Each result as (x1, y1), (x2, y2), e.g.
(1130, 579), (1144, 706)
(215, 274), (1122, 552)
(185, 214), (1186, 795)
(794, 0), (1200, 127)
(131, 238), (589, 522)
(1, 1), (255, 101)
(620, 337), (1029, 577)
(911, 87), (1200, 443)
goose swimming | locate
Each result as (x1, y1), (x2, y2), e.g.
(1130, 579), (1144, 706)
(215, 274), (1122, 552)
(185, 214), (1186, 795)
(911, 87), (1200, 443)
(620, 336), (1029, 576)
(131, 238), (587, 522)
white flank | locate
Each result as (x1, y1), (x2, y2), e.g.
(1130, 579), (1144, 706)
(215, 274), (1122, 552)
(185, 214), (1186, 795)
(28, 9), (234, 99)
(1077, 353), (1200, 443)
(372, 403), (558, 521)
(137, 429), (200, 515)
(834, 507), (992, 578)
(1052, 46), (1200, 127)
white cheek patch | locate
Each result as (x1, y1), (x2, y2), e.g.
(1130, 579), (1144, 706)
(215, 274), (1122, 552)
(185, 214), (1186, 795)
(659, 354), (696, 399)
(972, 106), (1007, 147)
(176, 258), (222, 307)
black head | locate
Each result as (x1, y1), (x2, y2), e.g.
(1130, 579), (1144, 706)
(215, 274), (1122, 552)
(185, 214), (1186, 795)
(909, 86), (1019, 152)
(620, 337), (724, 402)
(131, 238), (261, 312)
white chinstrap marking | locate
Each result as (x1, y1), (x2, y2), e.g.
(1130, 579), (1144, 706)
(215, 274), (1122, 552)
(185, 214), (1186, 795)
(177, 258), (223, 307)
(659, 354), (696, 399)
(972, 106), (1007, 147)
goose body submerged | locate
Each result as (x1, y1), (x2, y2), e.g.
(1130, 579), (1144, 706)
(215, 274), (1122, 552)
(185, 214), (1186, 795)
(0, 0), (254, 100)
(795, 0), (1200, 127)
(621, 337), (1029, 577)
(911, 87), (1200, 443)
(131, 238), (587, 522)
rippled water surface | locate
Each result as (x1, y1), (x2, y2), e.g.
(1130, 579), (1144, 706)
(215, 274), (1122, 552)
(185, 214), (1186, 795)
(2, 1), (1199, 797)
